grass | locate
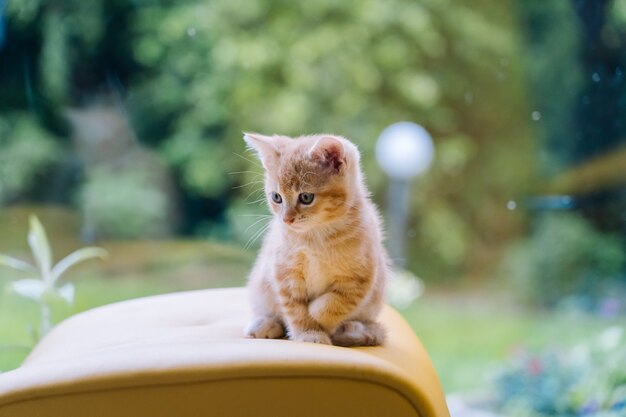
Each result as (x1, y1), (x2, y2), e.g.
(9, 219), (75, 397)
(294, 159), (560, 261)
(0, 243), (252, 370)
(405, 292), (626, 392)
(0, 206), (254, 371)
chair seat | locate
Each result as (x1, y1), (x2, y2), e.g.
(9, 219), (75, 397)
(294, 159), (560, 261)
(0, 287), (449, 417)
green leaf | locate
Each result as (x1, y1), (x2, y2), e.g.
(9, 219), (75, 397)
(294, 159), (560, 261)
(27, 215), (52, 282)
(0, 255), (37, 274)
(50, 247), (107, 283)
(57, 282), (75, 305)
(9, 279), (47, 301)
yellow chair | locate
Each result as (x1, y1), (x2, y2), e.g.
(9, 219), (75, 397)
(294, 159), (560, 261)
(0, 287), (450, 417)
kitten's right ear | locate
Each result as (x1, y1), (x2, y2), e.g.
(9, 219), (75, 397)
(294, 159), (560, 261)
(308, 136), (346, 174)
(243, 132), (285, 170)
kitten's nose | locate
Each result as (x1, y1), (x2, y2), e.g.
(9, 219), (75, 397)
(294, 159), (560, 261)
(283, 216), (295, 225)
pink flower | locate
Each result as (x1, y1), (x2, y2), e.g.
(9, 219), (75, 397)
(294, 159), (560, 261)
(526, 358), (543, 376)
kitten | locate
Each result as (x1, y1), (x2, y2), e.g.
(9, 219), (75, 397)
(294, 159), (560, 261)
(243, 133), (388, 346)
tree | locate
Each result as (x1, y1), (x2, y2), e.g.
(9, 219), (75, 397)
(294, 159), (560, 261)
(1, 0), (535, 280)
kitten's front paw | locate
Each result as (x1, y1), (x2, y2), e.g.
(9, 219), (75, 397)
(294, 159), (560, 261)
(245, 316), (285, 339)
(291, 330), (332, 345)
(308, 293), (334, 328)
(331, 320), (386, 347)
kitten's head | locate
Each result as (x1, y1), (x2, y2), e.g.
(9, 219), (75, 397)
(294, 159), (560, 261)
(243, 133), (362, 232)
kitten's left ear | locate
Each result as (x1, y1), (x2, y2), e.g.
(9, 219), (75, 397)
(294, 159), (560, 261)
(243, 132), (288, 170)
(308, 136), (346, 174)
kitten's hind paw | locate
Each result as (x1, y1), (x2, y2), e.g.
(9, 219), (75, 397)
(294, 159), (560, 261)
(331, 320), (386, 347)
(291, 330), (332, 345)
(245, 316), (285, 339)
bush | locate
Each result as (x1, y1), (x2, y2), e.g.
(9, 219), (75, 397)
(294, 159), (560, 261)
(79, 168), (169, 240)
(0, 114), (60, 204)
(502, 213), (625, 307)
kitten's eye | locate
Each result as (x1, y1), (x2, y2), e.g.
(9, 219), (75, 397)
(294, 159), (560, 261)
(298, 193), (315, 205)
(271, 192), (282, 204)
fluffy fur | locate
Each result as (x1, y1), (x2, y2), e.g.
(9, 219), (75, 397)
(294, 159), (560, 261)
(243, 133), (388, 346)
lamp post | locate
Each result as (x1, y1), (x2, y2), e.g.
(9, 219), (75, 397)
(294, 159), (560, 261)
(376, 122), (434, 268)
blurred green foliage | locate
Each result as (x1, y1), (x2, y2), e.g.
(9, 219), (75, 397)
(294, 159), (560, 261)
(79, 168), (169, 239)
(0, 114), (59, 203)
(1, 0), (536, 280)
(2, 0), (624, 286)
(502, 213), (625, 307)
(519, 2), (583, 176)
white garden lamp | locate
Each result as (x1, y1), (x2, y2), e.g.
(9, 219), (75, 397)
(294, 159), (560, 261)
(376, 122), (434, 267)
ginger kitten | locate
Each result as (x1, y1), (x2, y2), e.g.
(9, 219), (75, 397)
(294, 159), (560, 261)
(243, 133), (388, 346)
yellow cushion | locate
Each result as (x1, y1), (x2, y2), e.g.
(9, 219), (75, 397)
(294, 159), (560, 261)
(0, 287), (449, 417)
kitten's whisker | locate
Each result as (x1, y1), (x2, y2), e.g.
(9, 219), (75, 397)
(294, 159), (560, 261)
(232, 180), (264, 190)
(228, 170), (264, 176)
(243, 191), (266, 205)
(244, 188), (265, 201)
(247, 200), (267, 206)
(247, 196), (267, 205)
(237, 214), (272, 217)
(233, 152), (263, 169)
(244, 222), (271, 250)
(244, 221), (269, 249)
(244, 217), (271, 234)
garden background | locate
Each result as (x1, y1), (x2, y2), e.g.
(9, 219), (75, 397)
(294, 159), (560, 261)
(1, 0), (625, 415)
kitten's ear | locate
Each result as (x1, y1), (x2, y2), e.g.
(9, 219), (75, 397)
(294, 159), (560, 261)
(243, 132), (286, 170)
(308, 136), (346, 173)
